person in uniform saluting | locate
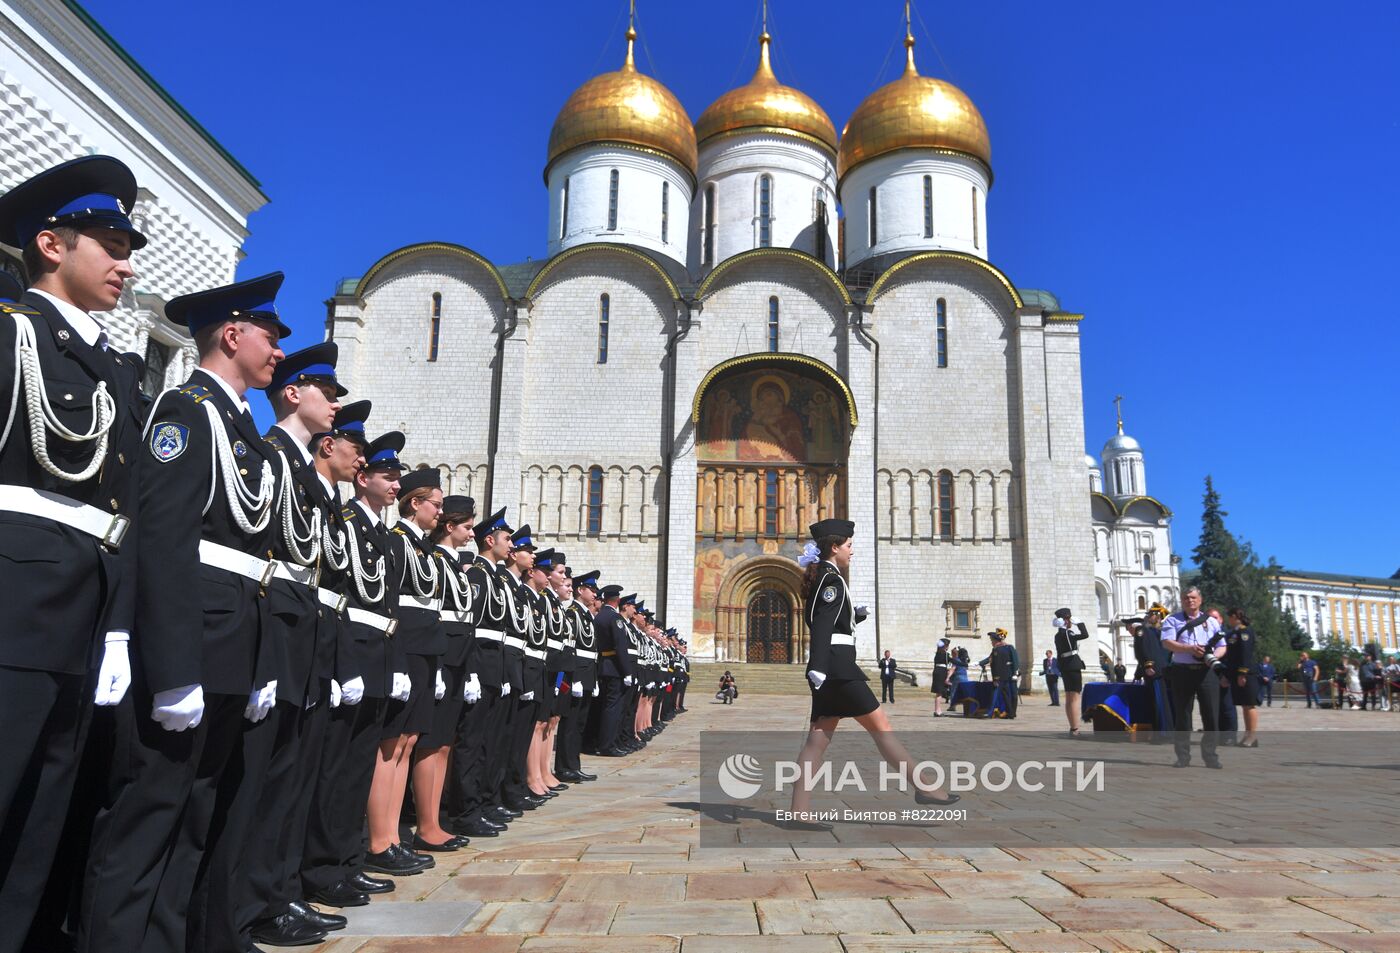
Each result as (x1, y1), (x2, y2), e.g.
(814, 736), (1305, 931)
(80, 272), (290, 953)
(788, 520), (958, 829)
(1052, 608), (1090, 735)
(0, 156), (148, 952)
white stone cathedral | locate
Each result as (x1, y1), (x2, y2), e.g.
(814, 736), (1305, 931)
(327, 17), (1179, 669)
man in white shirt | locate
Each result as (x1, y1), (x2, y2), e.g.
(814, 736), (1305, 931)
(1160, 586), (1225, 768)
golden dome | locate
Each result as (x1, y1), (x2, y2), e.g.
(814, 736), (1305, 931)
(694, 32), (838, 156)
(837, 35), (991, 182)
(546, 27), (698, 182)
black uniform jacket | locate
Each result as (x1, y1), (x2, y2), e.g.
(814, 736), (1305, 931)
(805, 561), (864, 681)
(1053, 621), (1090, 672)
(389, 522), (447, 658)
(1223, 625), (1257, 677)
(594, 604), (636, 680)
(465, 555), (504, 688)
(569, 601), (597, 693)
(135, 368), (276, 696)
(313, 477), (358, 685)
(497, 566), (527, 691)
(435, 545), (473, 668)
(519, 584), (547, 697)
(340, 499), (400, 698)
(0, 294), (145, 674)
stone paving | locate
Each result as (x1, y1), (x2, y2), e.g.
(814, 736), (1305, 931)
(307, 693), (1399, 953)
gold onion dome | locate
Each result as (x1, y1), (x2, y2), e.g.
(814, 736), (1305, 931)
(546, 27), (698, 181)
(837, 34), (991, 181)
(694, 32), (838, 156)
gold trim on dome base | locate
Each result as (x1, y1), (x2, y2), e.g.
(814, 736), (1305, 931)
(698, 125), (837, 161)
(695, 247), (850, 307)
(1045, 311), (1085, 322)
(545, 141), (697, 191)
(837, 146), (992, 190)
(866, 250), (1023, 310)
(356, 242), (509, 302)
(692, 352), (858, 427)
(694, 31), (838, 157)
(524, 242), (682, 302)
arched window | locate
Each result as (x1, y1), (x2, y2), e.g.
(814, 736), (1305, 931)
(703, 184), (716, 265)
(767, 296), (779, 352)
(868, 186), (878, 245)
(1138, 594), (1147, 611)
(428, 292), (442, 362)
(937, 469), (954, 540)
(935, 297), (948, 368)
(763, 469), (779, 535)
(758, 174), (772, 247)
(971, 186), (979, 249)
(923, 175), (933, 238)
(1143, 553), (1153, 572)
(587, 466), (604, 536)
(597, 294), (610, 364)
(607, 169), (619, 231)
(814, 199), (827, 263)
(560, 177), (570, 239)
(661, 181), (670, 244)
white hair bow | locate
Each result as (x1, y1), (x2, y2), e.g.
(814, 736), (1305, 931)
(797, 541), (821, 568)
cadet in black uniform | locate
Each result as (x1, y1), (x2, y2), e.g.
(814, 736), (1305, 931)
(500, 526), (545, 809)
(592, 585), (635, 756)
(789, 519), (957, 828)
(79, 273), (289, 953)
(1052, 608), (1090, 734)
(555, 569), (598, 783)
(0, 156), (147, 953)
(523, 548), (561, 798)
(537, 550), (570, 793)
(412, 494), (475, 850)
(931, 639), (950, 716)
(983, 629), (1020, 718)
(1222, 607), (1260, 747)
(446, 508), (515, 836)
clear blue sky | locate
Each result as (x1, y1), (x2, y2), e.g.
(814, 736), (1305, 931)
(82, 0), (1399, 577)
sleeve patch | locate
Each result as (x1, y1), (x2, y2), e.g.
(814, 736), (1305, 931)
(149, 422), (189, 463)
(821, 585), (837, 603)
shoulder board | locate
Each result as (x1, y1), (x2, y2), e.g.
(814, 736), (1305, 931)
(263, 431), (286, 452)
(341, 505), (357, 518)
(391, 525), (408, 536)
(0, 302), (41, 316)
(177, 383), (214, 404)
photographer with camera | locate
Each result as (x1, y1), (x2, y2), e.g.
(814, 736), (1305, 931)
(1160, 587), (1226, 768)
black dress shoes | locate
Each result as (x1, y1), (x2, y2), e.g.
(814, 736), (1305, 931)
(491, 805), (522, 820)
(454, 818), (505, 837)
(558, 770), (593, 783)
(392, 842), (435, 868)
(576, 770), (598, 781)
(363, 846), (428, 875)
(288, 900), (346, 931)
(413, 833), (469, 851)
(250, 912), (326, 946)
(548, 782), (569, 792)
(307, 880), (370, 907)
(349, 871), (395, 894)
(597, 746), (628, 757)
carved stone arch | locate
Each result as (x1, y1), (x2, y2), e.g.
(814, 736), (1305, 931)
(711, 554), (808, 664)
(356, 242), (510, 302)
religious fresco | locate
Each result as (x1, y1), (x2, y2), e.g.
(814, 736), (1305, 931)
(697, 367), (847, 466)
(691, 538), (804, 642)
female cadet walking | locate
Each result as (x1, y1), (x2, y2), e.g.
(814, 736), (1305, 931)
(1052, 608), (1091, 735)
(410, 495), (476, 850)
(365, 468), (444, 869)
(788, 519), (957, 828)
(930, 639), (950, 717)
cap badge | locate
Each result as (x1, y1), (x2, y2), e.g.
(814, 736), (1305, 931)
(233, 440), (248, 458)
(56, 329), (70, 343)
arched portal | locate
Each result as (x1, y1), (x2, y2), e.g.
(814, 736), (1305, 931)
(692, 356), (853, 662)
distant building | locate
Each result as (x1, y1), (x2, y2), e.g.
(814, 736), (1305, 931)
(1270, 569), (1400, 653)
(0, 0), (265, 393)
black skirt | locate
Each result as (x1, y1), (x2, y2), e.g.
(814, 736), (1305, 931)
(931, 669), (948, 694)
(1230, 673), (1262, 708)
(1061, 668), (1084, 693)
(810, 677), (879, 721)
(383, 652), (436, 739)
(418, 659), (467, 748)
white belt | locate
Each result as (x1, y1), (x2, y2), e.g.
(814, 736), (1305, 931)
(440, 608), (470, 623)
(273, 560), (320, 589)
(576, 648), (597, 660)
(546, 639), (564, 650)
(317, 587), (348, 614)
(627, 648), (640, 657)
(830, 634), (856, 647)
(475, 627), (504, 643)
(524, 647), (547, 660)
(399, 593), (442, 611)
(347, 606), (398, 637)
(0, 484), (130, 550)
(199, 539), (277, 587)
(503, 635), (525, 650)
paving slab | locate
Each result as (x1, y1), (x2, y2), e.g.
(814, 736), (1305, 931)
(838, 935), (1010, 952)
(519, 937), (678, 953)
(1163, 897), (1363, 932)
(1023, 899), (1203, 933)
(682, 936), (843, 952)
(1070, 930), (1174, 952)
(610, 900), (761, 935)
(1146, 931), (1339, 951)
(686, 871), (814, 900)
(335, 900), (483, 936)
(994, 932), (1101, 952)
(1294, 899), (1400, 931)
(757, 897), (904, 934)
(430, 873), (566, 902)
(932, 870), (1076, 898)
(352, 938), (523, 953)
(1048, 871), (1209, 899)
(1303, 934), (1400, 952)
(1167, 871), (1343, 899)
(892, 897), (1057, 933)
(556, 872), (686, 901)
(1284, 872), (1400, 897)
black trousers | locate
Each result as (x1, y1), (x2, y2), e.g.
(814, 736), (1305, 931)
(1168, 665), (1220, 763)
(554, 693), (584, 774)
(598, 676), (625, 752)
(79, 690), (245, 953)
(503, 696), (538, 802)
(0, 667), (89, 953)
(299, 695), (384, 894)
(447, 687), (509, 827)
(997, 678), (1018, 718)
(880, 677), (895, 702)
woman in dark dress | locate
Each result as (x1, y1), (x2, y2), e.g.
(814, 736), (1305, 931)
(788, 519), (958, 827)
(1052, 607), (1091, 735)
(930, 639), (950, 717)
(1224, 607), (1261, 747)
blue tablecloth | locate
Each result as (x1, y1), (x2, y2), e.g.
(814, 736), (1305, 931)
(949, 680), (1008, 717)
(1080, 680), (1171, 731)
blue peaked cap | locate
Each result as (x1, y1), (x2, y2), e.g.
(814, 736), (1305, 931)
(0, 156), (148, 250)
(166, 271), (293, 339)
(267, 340), (347, 397)
(363, 431), (406, 470)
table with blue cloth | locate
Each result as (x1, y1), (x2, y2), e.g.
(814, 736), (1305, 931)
(948, 680), (1009, 717)
(1079, 680), (1171, 731)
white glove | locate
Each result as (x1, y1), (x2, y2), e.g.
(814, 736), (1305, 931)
(244, 681), (277, 723)
(592, 682), (600, 697)
(501, 680), (511, 697)
(624, 675), (634, 687)
(341, 676), (364, 706)
(647, 681), (656, 690)
(94, 633), (131, 706)
(152, 684), (205, 732)
(1071, 616), (1082, 626)
(553, 684), (560, 696)
(435, 669), (446, 700)
(808, 670), (827, 690)
(391, 672), (411, 702)
(522, 690), (535, 701)
(329, 679), (343, 708)
(464, 673), (482, 704)
(571, 681), (584, 698)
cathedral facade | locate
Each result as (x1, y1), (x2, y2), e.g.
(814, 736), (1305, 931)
(328, 21), (1122, 668)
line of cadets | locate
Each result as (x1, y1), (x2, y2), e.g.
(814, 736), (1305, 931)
(0, 155), (688, 953)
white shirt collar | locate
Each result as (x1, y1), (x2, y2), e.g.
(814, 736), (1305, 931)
(397, 519), (423, 539)
(276, 425), (313, 464)
(316, 472), (335, 496)
(353, 498), (381, 526)
(29, 289), (109, 350)
(197, 367), (252, 416)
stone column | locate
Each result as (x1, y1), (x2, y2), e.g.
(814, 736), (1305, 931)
(1011, 307), (1058, 677)
(492, 306), (527, 518)
(846, 308), (878, 664)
